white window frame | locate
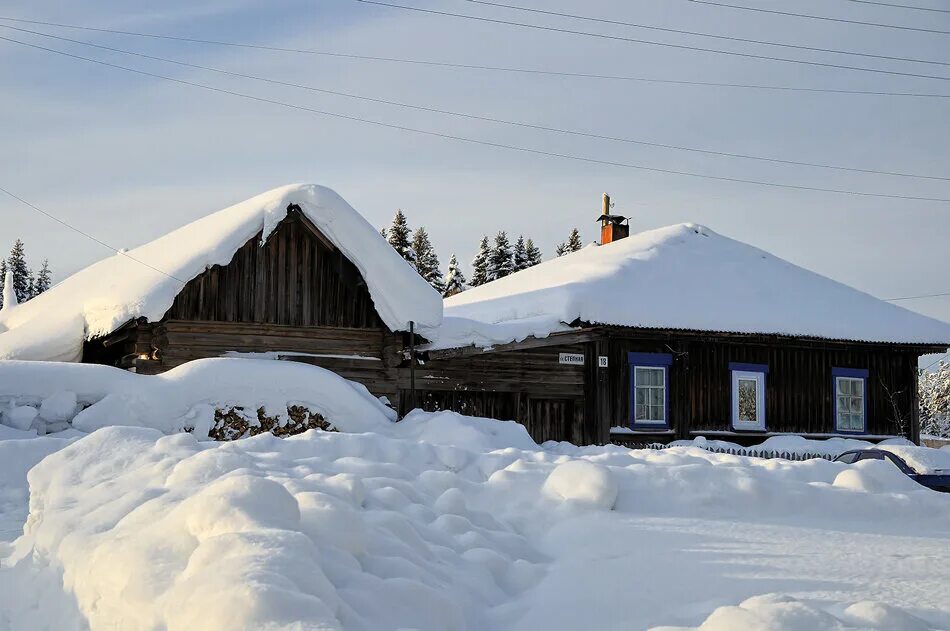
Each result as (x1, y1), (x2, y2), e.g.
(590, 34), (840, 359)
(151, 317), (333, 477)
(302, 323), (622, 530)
(731, 370), (766, 431)
(835, 376), (866, 433)
(633, 366), (667, 425)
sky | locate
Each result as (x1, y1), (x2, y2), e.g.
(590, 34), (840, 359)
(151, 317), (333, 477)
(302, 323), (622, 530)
(0, 0), (948, 363)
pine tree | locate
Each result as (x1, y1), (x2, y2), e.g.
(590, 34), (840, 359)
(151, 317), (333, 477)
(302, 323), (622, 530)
(470, 236), (491, 287)
(33, 259), (51, 296)
(443, 254), (467, 297)
(386, 210), (415, 268)
(411, 227), (444, 293)
(555, 242), (568, 257)
(512, 235), (529, 272)
(525, 238), (542, 267)
(6, 239), (31, 303)
(0, 259), (5, 310)
(566, 228), (583, 253)
(489, 231), (513, 281)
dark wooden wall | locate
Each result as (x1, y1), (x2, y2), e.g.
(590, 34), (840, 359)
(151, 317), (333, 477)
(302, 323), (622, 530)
(404, 343), (589, 444)
(598, 330), (925, 442)
(165, 210), (382, 329)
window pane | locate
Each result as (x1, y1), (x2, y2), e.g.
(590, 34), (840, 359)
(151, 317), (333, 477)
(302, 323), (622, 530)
(837, 378), (849, 395)
(850, 397), (863, 413)
(636, 404), (649, 420)
(650, 388), (664, 406)
(651, 404), (664, 421)
(636, 388), (646, 405)
(738, 379), (757, 422)
(852, 379), (864, 397)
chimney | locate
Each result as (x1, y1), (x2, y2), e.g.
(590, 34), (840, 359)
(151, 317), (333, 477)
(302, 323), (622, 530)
(597, 193), (629, 245)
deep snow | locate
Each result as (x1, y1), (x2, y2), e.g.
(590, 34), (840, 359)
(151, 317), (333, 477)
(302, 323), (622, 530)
(0, 184), (442, 362)
(431, 223), (950, 349)
(2, 413), (949, 630)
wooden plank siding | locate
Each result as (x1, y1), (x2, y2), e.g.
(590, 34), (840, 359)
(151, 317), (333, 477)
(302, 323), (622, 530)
(165, 210), (382, 329)
(402, 343), (588, 444)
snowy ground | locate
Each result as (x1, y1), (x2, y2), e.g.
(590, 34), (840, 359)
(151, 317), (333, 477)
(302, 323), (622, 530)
(1, 410), (949, 631)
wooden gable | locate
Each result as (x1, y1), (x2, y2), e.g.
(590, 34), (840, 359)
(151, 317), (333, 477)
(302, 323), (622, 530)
(164, 205), (384, 330)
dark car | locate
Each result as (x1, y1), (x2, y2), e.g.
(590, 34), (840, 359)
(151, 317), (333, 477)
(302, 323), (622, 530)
(834, 449), (950, 492)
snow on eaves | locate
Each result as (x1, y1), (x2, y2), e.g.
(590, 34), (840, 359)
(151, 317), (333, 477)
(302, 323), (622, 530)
(430, 223), (950, 348)
(0, 184), (442, 362)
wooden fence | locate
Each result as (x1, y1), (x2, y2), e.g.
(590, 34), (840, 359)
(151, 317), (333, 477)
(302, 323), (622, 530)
(618, 442), (837, 462)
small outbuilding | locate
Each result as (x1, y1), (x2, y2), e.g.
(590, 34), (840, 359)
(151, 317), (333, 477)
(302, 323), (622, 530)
(414, 203), (950, 446)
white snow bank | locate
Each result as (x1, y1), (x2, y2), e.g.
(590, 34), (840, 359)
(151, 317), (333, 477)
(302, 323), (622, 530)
(420, 314), (572, 352)
(441, 223), (950, 346)
(833, 459), (928, 494)
(0, 358), (395, 438)
(650, 594), (935, 631)
(0, 184), (442, 362)
(394, 409), (538, 452)
(541, 460), (617, 510)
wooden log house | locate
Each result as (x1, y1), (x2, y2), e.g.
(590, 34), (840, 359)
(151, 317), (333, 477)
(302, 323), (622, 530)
(409, 196), (950, 446)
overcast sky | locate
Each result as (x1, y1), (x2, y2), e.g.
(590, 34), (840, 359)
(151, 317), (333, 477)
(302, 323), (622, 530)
(1, 0), (948, 361)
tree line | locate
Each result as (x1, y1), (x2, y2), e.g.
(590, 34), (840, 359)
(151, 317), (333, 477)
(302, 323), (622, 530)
(0, 239), (51, 309)
(382, 210), (583, 297)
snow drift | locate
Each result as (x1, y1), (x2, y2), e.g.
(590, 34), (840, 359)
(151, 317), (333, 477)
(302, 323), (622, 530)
(429, 223), (950, 349)
(0, 184), (443, 362)
(0, 358), (395, 438)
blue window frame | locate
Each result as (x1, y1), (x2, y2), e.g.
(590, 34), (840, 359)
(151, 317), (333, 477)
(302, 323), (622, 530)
(832, 367), (868, 434)
(729, 362), (768, 431)
(628, 352), (672, 429)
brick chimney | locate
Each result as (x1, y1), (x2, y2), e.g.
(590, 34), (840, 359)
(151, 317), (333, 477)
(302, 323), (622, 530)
(597, 193), (629, 245)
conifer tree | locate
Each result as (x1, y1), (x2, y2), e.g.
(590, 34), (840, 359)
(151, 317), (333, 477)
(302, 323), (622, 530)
(489, 231), (513, 280)
(566, 228), (583, 253)
(0, 259), (5, 310)
(512, 235), (529, 272)
(443, 254), (466, 297)
(6, 239), (31, 303)
(555, 242), (568, 257)
(525, 238), (542, 267)
(386, 210), (415, 267)
(470, 236), (491, 287)
(411, 227), (444, 293)
(33, 259), (52, 296)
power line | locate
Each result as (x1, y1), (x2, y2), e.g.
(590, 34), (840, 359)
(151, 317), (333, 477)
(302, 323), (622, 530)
(885, 290), (950, 301)
(683, 0), (950, 35)
(0, 16), (946, 98)
(454, 0), (950, 66)
(842, 0), (950, 13)
(0, 185), (186, 284)
(4, 34), (950, 203)
(352, 0), (950, 81)
(922, 352), (949, 371)
(7, 24), (947, 182)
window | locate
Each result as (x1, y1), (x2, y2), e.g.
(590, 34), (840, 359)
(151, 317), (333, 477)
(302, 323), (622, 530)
(836, 452), (860, 464)
(628, 352), (672, 428)
(832, 368), (868, 434)
(729, 363), (767, 431)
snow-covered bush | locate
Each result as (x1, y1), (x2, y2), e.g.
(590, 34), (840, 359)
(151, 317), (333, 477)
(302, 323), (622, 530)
(920, 361), (950, 438)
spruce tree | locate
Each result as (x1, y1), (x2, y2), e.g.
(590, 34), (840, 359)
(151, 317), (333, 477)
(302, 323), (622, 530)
(443, 254), (466, 297)
(470, 236), (491, 287)
(0, 259), (5, 309)
(512, 235), (529, 272)
(7, 239), (31, 303)
(386, 210), (415, 267)
(411, 227), (444, 293)
(489, 231), (513, 280)
(566, 228), (583, 253)
(525, 238), (542, 267)
(555, 242), (568, 257)
(33, 259), (51, 296)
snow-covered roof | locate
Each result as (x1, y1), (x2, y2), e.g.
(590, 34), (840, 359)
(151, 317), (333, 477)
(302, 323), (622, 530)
(428, 223), (950, 349)
(0, 184), (442, 362)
